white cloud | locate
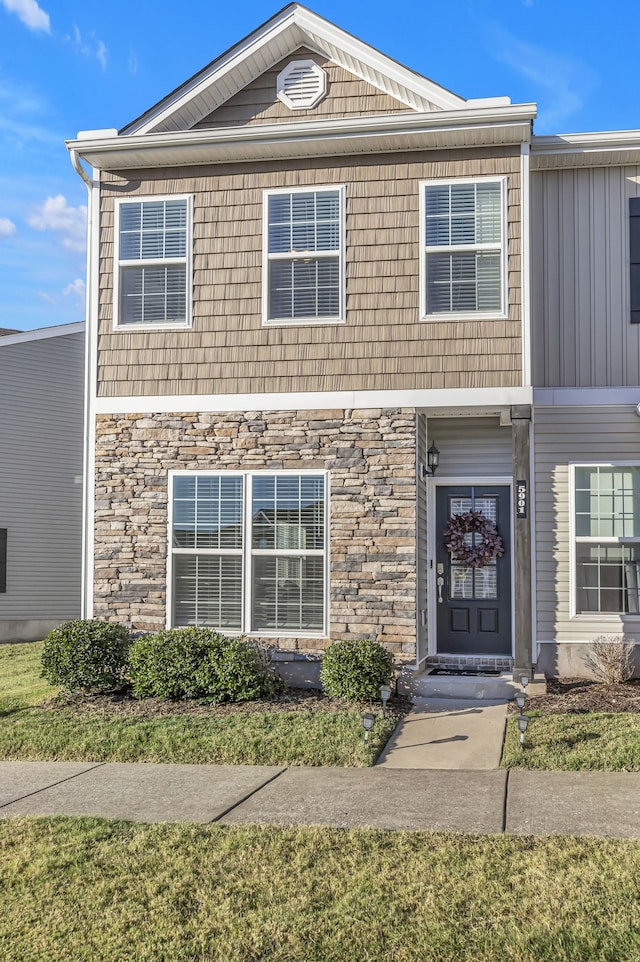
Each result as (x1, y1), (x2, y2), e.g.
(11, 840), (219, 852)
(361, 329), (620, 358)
(69, 25), (108, 69)
(63, 278), (85, 298)
(0, 0), (50, 32)
(28, 195), (87, 252)
(0, 217), (16, 237)
(487, 26), (597, 132)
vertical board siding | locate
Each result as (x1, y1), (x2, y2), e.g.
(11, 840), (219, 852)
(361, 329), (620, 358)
(0, 333), (84, 624)
(534, 405), (640, 643)
(195, 50), (415, 128)
(532, 166), (640, 387)
(98, 148), (522, 397)
(427, 417), (513, 478)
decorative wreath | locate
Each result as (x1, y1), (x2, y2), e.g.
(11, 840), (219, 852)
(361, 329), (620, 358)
(443, 510), (504, 569)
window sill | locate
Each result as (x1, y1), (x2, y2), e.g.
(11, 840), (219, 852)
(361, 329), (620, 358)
(263, 318), (345, 328)
(420, 311), (508, 323)
(113, 321), (193, 332)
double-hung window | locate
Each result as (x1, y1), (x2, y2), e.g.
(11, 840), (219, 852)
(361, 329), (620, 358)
(264, 187), (344, 324)
(170, 472), (328, 634)
(574, 465), (640, 614)
(421, 178), (506, 318)
(115, 196), (191, 328)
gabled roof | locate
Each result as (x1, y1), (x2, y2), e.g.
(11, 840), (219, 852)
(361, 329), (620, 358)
(121, 4), (486, 137)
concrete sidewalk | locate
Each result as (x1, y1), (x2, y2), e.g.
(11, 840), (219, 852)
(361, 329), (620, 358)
(2, 761), (640, 837)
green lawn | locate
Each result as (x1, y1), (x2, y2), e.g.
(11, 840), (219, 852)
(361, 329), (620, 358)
(2, 817), (640, 962)
(502, 711), (640, 771)
(0, 642), (396, 766)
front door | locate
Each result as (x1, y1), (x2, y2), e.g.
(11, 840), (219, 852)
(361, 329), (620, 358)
(435, 485), (511, 656)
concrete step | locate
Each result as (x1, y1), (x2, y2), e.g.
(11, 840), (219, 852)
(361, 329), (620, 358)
(399, 670), (546, 701)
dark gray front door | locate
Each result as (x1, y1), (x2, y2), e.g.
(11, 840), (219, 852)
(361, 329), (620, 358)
(435, 485), (511, 656)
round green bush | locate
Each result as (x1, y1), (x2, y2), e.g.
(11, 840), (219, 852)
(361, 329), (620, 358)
(320, 639), (394, 701)
(128, 627), (283, 702)
(41, 619), (130, 693)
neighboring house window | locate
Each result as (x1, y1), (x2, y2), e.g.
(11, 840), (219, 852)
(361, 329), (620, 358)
(421, 178), (506, 318)
(630, 198), (640, 323)
(171, 472), (327, 634)
(264, 187), (344, 324)
(574, 465), (640, 614)
(116, 197), (191, 327)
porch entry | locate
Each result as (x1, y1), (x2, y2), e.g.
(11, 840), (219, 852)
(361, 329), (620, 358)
(435, 485), (511, 656)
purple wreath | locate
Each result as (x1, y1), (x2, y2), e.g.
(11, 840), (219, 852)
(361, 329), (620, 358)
(443, 509), (504, 569)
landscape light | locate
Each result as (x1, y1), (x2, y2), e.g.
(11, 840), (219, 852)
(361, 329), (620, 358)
(362, 713), (375, 745)
(379, 685), (392, 715)
(517, 713), (530, 749)
(520, 674), (530, 690)
(515, 691), (527, 712)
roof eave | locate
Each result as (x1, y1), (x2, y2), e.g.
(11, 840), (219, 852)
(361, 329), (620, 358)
(532, 130), (640, 169)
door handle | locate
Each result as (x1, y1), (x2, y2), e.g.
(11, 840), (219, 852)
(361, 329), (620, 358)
(437, 575), (444, 603)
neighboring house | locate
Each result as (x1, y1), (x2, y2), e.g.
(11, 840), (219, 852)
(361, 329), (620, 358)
(0, 323), (85, 642)
(66, 4), (640, 679)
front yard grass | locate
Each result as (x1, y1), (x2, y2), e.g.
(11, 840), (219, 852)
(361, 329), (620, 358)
(502, 711), (640, 771)
(2, 817), (640, 962)
(0, 642), (397, 766)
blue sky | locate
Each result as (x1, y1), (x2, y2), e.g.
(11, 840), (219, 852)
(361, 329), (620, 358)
(0, 0), (637, 331)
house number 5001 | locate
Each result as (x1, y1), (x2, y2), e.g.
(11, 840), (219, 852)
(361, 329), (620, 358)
(516, 481), (527, 519)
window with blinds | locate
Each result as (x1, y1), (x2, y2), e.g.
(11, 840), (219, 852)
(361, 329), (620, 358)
(116, 197), (190, 327)
(264, 188), (344, 324)
(422, 179), (505, 318)
(170, 472), (327, 634)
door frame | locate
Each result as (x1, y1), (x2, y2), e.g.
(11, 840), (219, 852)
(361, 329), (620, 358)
(426, 476), (515, 660)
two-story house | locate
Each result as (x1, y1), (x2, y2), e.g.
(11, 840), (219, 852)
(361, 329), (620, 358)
(67, 4), (640, 682)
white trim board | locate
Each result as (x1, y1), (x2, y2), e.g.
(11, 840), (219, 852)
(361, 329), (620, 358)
(95, 386), (533, 416)
(0, 322), (85, 347)
(534, 388), (640, 406)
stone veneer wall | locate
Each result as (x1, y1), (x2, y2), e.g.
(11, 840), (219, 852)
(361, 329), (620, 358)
(93, 408), (417, 657)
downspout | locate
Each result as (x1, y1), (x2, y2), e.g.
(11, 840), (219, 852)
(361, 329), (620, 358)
(69, 148), (96, 619)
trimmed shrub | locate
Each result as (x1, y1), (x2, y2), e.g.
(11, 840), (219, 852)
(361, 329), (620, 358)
(128, 627), (282, 702)
(41, 619), (130, 693)
(320, 639), (394, 701)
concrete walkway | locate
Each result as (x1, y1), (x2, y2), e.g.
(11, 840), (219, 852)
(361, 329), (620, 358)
(2, 761), (640, 837)
(377, 697), (508, 769)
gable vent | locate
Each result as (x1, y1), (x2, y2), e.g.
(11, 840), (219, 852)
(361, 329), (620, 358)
(277, 60), (327, 110)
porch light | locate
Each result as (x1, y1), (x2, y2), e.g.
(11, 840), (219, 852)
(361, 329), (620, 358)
(380, 685), (392, 715)
(515, 691), (527, 712)
(427, 442), (440, 476)
(520, 674), (530, 690)
(517, 713), (530, 749)
(362, 712), (375, 745)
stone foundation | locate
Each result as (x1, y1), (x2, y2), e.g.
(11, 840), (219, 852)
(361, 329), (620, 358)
(93, 408), (418, 657)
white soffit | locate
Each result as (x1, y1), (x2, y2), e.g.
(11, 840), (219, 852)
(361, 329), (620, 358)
(532, 131), (640, 169)
(121, 4), (475, 137)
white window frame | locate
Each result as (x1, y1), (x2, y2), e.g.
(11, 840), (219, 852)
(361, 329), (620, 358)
(570, 462), (640, 619)
(419, 175), (508, 322)
(262, 184), (346, 327)
(113, 194), (193, 331)
(167, 470), (330, 637)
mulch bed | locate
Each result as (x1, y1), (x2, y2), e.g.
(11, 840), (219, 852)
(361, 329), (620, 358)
(44, 688), (413, 720)
(511, 678), (640, 715)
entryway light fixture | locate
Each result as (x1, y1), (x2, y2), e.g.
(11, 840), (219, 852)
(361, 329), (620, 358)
(379, 684), (392, 715)
(517, 713), (530, 749)
(362, 712), (375, 745)
(427, 442), (440, 476)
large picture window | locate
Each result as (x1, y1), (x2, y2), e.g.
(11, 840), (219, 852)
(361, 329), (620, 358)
(574, 465), (640, 614)
(264, 187), (344, 324)
(116, 197), (191, 327)
(170, 472), (327, 634)
(422, 178), (505, 318)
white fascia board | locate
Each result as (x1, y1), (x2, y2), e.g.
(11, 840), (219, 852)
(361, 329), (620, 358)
(68, 103), (536, 170)
(0, 321), (85, 347)
(532, 130), (640, 168)
(95, 386), (533, 416)
(534, 387), (640, 406)
(125, 5), (469, 136)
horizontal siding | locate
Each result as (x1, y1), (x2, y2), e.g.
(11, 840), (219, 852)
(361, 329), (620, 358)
(427, 417), (513, 478)
(194, 49), (415, 128)
(98, 148), (522, 397)
(532, 166), (640, 387)
(534, 405), (640, 643)
(0, 333), (84, 623)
